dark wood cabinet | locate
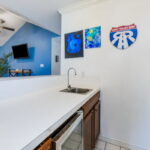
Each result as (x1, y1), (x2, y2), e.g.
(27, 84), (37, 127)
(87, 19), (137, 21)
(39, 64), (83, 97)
(94, 102), (100, 144)
(82, 92), (100, 150)
(35, 138), (52, 150)
(84, 110), (93, 150)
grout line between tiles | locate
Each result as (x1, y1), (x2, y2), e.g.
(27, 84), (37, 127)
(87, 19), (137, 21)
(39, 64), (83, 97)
(99, 137), (134, 150)
(121, 146), (130, 150)
(98, 138), (130, 150)
(109, 142), (121, 148)
(99, 139), (106, 143)
(104, 142), (107, 150)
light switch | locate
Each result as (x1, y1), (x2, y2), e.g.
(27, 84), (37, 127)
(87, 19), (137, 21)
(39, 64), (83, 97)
(55, 55), (59, 62)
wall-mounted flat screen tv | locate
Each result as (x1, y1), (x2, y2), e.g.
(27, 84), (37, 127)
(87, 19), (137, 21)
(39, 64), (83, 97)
(12, 44), (29, 59)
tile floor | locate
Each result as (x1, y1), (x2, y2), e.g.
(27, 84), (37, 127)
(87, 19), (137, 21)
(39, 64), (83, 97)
(62, 122), (82, 150)
(95, 140), (129, 150)
(62, 121), (129, 150)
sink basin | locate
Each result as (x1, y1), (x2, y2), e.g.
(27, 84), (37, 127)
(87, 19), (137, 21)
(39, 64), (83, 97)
(60, 87), (92, 94)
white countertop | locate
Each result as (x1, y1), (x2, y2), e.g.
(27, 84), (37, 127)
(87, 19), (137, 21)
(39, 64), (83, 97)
(0, 79), (100, 150)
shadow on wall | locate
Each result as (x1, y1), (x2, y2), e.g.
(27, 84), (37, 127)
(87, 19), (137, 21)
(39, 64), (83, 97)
(0, 22), (59, 77)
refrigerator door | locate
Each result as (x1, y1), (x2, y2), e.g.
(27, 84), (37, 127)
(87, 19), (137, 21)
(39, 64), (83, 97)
(52, 111), (83, 150)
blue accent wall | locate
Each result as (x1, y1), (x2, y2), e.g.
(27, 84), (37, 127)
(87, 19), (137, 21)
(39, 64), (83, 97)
(0, 23), (58, 77)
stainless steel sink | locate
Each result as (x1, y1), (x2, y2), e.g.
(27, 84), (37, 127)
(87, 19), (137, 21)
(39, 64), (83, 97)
(61, 68), (92, 94)
(60, 87), (92, 94)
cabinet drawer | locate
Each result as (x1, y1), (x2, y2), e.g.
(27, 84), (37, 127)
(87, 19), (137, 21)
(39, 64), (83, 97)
(82, 92), (100, 118)
(35, 138), (52, 150)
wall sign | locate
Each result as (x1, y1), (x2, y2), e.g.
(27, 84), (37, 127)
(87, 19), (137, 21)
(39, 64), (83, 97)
(85, 26), (101, 49)
(110, 24), (138, 50)
(65, 30), (83, 58)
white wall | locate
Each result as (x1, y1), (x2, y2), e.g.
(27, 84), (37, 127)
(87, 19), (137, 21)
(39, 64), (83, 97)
(61, 0), (150, 149)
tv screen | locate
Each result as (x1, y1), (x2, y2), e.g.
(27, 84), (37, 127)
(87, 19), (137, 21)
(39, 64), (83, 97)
(12, 44), (29, 59)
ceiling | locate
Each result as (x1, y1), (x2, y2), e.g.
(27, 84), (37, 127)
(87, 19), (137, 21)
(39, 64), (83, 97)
(0, 7), (25, 46)
(0, 0), (91, 34)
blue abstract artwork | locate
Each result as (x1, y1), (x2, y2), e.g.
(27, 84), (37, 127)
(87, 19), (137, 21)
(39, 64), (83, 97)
(85, 26), (101, 49)
(65, 31), (83, 58)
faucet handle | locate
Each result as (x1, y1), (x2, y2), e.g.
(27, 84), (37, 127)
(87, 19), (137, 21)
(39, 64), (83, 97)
(67, 85), (72, 89)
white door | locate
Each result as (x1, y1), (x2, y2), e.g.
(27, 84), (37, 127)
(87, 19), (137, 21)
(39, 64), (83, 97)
(51, 37), (61, 75)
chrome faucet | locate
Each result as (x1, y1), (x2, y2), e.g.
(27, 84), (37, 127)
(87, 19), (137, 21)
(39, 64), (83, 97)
(67, 67), (77, 89)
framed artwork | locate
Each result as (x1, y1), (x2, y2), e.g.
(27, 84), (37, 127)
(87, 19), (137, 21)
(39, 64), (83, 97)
(110, 24), (138, 50)
(65, 30), (83, 58)
(85, 26), (101, 49)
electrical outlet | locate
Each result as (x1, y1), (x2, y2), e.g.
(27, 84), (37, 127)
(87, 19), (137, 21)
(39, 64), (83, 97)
(40, 64), (44, 68)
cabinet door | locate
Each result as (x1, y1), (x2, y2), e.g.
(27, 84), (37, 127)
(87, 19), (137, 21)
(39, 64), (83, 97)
(84, 111), (94, 150)
(35, 138), (52, 150)
(94, 102), (100, 142)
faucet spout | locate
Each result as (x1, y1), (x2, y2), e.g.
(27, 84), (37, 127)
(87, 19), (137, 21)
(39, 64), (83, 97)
(67, 67), (77, 89)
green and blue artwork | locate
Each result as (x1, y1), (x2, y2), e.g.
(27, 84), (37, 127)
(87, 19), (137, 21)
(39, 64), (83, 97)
(85, 26), (101, 49)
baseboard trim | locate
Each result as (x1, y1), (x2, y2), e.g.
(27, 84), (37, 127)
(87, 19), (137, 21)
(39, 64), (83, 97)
(99, 136), (146, 150)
